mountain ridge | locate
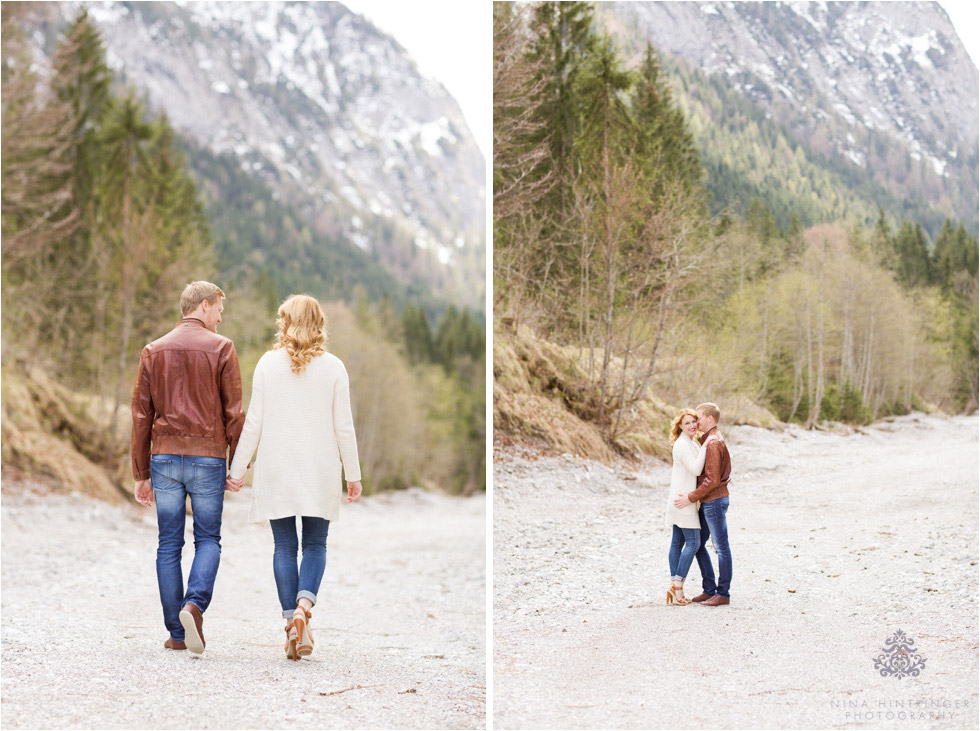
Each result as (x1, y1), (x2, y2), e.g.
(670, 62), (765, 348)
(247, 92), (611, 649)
(600, 0), (979, 235)
(47, 0), (486, 308)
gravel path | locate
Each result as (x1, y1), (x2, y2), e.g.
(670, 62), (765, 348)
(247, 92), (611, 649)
(493, 413), (979, 729)
(1, 486), (485, 729)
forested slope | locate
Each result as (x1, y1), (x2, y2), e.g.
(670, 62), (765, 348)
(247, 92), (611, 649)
(493, 2), (977, 461)
(597, 2), (979, 238)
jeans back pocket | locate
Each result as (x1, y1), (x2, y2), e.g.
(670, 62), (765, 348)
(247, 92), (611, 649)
(193, 461), (226, 493)
(150, 455), (181, 490)
(150, 455), (174, 477)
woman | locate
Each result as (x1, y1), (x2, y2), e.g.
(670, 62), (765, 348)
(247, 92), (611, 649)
(228, 294), (363, 660)
(665, 409), (711, 605)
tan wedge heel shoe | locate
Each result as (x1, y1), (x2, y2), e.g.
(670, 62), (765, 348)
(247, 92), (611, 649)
(293, 606), (314, 657)
(284, 619), (299, 661)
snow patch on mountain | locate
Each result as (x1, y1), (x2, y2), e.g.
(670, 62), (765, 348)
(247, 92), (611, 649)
(612, 0), (978, 180)
(64, 0), (485, 303)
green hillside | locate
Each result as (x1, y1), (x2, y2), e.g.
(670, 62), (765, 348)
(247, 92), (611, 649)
(596, 4), (979, 240)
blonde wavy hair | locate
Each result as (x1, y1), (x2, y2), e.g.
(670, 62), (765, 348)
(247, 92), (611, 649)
(669, 408), (699, 444)
(274, 294), (328, 375)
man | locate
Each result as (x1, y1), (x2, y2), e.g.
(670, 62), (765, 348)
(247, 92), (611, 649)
(673, 402), (732, 606)
(131, 281), (246, 653)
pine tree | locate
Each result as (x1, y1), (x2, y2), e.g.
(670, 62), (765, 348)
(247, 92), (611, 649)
(573, 34), (638, 418)
(44, 11), (118, 391)
(54, 9), (112, 213)
(435, 305), (461, 371)
(872, 207), (892, 267)
(2, 4), (82, 361)
(528, 1), (596, 218)
(632, 42), (702, 193)
(401, 303), (434, 365)
(786, 211), (804, 258)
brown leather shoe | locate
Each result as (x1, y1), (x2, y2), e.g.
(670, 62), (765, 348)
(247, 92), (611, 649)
(164, 638), (187, 650)
(703, 594), (730, 606)
(690, 593), (712, 603)
(179, 603), (205, 654)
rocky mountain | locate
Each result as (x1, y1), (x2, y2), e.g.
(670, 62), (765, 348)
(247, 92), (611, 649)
(601, 1), (978, 232)
(49, 0), (486, 307)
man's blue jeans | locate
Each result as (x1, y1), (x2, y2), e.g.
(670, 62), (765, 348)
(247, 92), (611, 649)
(695, 496), (732, 598)
(269, 517), (329, 619)
(150, 454), (226, 641)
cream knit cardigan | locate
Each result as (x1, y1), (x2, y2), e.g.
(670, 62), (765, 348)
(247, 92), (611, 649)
(665, 433), (708, 530)
(229, 348), (361, 523)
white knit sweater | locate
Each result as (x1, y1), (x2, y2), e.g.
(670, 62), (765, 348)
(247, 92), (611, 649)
(229, 348), (361, 523)
(665, 433), (707, 530)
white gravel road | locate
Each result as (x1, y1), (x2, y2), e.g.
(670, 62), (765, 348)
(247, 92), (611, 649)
(493, 413), (979, 729)
(1, 486), (485, 729)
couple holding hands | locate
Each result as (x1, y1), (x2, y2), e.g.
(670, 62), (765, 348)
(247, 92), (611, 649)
(664, 402), (733, 607)
(131, 282), (362, 660)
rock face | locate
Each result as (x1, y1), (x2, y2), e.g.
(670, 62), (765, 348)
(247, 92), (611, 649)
(609, 0), (979, 221)
(61, 0), (485, 303)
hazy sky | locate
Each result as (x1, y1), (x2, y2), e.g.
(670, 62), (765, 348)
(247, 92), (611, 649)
(342, 0), (978, 168)
(940, 0), (980, 69)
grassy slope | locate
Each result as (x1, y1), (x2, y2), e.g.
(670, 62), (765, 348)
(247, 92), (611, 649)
(1, 366), (130, 502)
(493, 325), (780, 464)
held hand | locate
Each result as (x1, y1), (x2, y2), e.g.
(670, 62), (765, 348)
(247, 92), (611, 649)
(346, 480), (363, 503)
(134, 479), (154, 507)
(673, 494), (692, 509)
(225, 475), (245, 492)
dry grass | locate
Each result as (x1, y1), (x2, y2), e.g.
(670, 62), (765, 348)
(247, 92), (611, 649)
(493, 327), (617, 461)
(493, 325), (781, 463)
(1, 366), (129, 503)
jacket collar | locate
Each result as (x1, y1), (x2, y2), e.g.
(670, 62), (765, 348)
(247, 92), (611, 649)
(700, 425), (717, 442)
(175, 316), (208, 329)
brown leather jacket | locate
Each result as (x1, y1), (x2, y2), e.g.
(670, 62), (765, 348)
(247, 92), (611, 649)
(688, 425), (731, 503)
(131, 317), (245, 480)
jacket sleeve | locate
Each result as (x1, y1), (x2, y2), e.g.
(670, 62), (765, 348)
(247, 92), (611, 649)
(131, 348), (154, 481)
(333, 361), (361, 482)
(229, 359), (262, 480)
(219, 342), (245, 468)
(688, 440), (722, 502)
(673, 440), (708, 477)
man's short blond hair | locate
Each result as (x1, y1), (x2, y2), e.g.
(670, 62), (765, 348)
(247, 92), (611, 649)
(180, 281), (225, 316)
(696, 402), (721, 422)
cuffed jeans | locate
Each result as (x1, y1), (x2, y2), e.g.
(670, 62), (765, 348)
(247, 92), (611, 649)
(668, 525), (701, 580)
(150, 454), (226, 642)
(269, 516), (329, 619)
(695, 496), (732, 599)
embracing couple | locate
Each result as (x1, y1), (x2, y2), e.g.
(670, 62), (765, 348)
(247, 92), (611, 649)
(131, 281), (363, 660)
(664, 402), (732, 607)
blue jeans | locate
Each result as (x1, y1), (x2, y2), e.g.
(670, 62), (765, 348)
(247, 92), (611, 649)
(150, 454), (226, 641)
(695, 496), (732, 598)
(668, 525), (701, 580)
(269, 516), (330, 619)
